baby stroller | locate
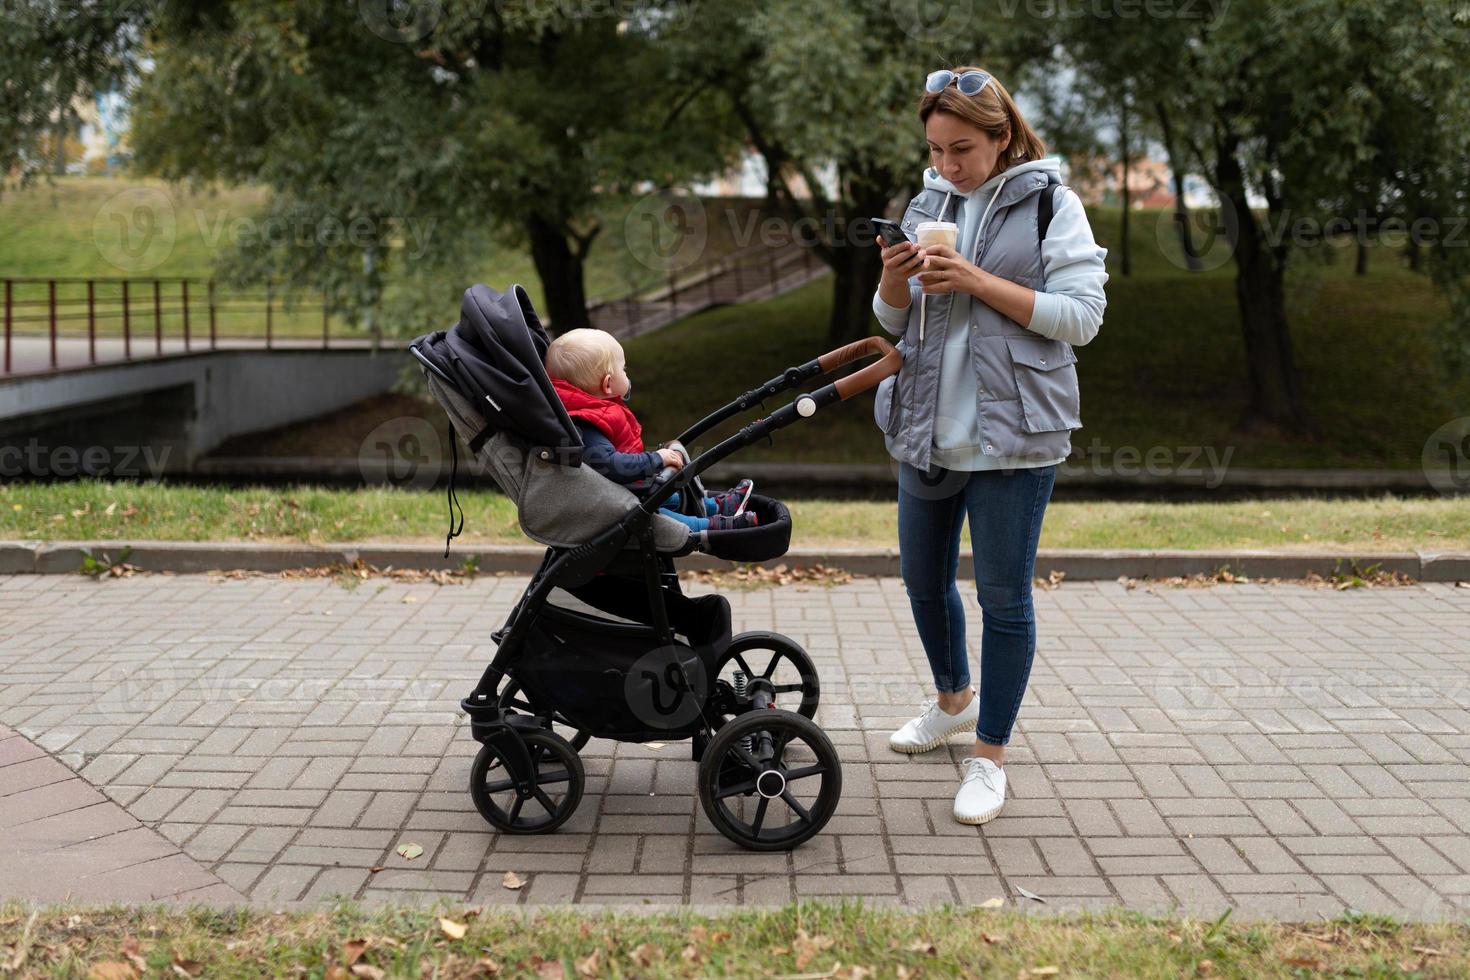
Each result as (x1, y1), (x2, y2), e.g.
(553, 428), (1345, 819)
(409, 284), (899, 850)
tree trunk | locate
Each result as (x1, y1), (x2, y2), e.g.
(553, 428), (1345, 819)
(1355, 239), (1369, 275)
(1406, 236), (1422, 272)
(1215, 144), (1312, 435)
(825, 182), (891, 348)
(525, 213), (591, 333)
(1118, 93), (1132, 277)
(1155, 101), (1202, 271)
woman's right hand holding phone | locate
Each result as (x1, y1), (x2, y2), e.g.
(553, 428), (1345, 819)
(876, 235), (924, 285)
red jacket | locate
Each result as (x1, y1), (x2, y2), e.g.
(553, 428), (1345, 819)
(551, 378), (644, 454)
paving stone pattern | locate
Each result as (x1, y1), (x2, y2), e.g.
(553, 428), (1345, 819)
(1, 573), (1467, 919)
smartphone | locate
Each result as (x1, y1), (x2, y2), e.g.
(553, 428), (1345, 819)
(871, 218), (909, 248)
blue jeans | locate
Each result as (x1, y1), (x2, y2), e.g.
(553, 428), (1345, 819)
(658, 492), (717, 532)
(896, 461), (1057, 746)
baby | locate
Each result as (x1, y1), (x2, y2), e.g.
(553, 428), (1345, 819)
(545, 328), (758, 533)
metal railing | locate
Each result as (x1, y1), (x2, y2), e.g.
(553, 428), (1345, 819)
(3, 240), (829, 375)
(1, 276), (355, 375)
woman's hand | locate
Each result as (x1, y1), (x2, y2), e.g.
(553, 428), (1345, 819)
(875, 236), (925, 284)
(915, 243), (984, 297)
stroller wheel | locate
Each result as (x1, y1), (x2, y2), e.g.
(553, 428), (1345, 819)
(716, 632), (820, 719)
(495, 679), (592, 751)
(697, 708), (841, 851)
(470, 729), (585, 834)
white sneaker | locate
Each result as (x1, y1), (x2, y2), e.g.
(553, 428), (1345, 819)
(888, 689), (979, 754)
(953, 756), (1007, 825)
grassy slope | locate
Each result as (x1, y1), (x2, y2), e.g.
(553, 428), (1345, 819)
(3, 481), (1467, 552)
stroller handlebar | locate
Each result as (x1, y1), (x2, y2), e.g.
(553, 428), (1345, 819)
(815, 336), (902, 400)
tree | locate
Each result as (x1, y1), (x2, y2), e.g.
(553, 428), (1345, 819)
(662, 0), (1050, 347)
(127, 0), (740, 332)
(0, 1), (138, 187)
(1062, 0), (1470, 437)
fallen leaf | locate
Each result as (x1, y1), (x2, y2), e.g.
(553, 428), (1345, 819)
(794, 930), (836, 970)
(440, 918), (467, 941)
(905, 940), (936, 955)
(978, 896), (1005, 909)
(87, 965), (137, 980)
(680, 944), (701, 964)
(1282, 957), (1324, 971)
(1030, 969), (1060, 977)
(576, 949), (601, 976)
(325, 967), (347, 980)
(350, 965), (386, 980)
(629, 943), (662, 967)
(1411, 946), (1444, 957)
(535, 959), (565, 980)
(1197, 958), (1215, 976)
(982, 933), (1005, 945)
(344, 940), (368, 966)
(502, 871), (527, 890)
(172, 956), (204, 978)
(474, 958), (501, 976)
(395, 842), (424, 860)
(1015, 885), (1047, 904)
(369, 866), (384, 874)
(120, 937), (147, 972)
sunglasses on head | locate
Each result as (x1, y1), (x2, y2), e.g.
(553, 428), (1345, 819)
(925, 69), (993, 97)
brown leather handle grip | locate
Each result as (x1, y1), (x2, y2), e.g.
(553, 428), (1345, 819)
(816, 336), (902, 400)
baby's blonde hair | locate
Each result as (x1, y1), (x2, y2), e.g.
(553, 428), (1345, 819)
(545, 328), (623, 392)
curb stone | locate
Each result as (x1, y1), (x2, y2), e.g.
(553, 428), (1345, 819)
(2, 540), (1467, 582)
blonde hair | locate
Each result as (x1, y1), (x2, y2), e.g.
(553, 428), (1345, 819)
(545, 328), (623, 392)
(918, 66), (1047, 170)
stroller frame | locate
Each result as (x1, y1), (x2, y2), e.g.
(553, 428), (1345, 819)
(417, 327), (900, 850)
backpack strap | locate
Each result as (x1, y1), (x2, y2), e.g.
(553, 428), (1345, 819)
(1038, 171), (1062, 245)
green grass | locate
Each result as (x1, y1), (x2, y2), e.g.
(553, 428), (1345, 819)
(3, 481), (1466, 552)
(0, 901), (1466, 978)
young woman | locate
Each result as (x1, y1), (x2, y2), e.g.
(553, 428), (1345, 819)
(870, 66), (1108, 825)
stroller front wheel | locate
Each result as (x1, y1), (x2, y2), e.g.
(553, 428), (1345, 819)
(470, 729), (585, 834)
(697, 708), (841, 851)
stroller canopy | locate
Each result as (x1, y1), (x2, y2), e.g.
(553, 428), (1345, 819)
(411, 283), (583, 465)
(411, 285), (691, 555)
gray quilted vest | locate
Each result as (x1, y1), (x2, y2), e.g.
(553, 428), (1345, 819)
(875, 166), (1083, 472)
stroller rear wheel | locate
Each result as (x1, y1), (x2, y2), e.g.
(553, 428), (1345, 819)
(697, 708), (841, 851)
(716, 632), (820, 719)
(470, 729), (585, 834)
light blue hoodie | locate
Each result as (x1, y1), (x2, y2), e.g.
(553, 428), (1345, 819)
(873, 157), (1109, 471)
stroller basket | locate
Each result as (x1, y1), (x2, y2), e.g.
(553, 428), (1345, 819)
(517, 588), (732, 741)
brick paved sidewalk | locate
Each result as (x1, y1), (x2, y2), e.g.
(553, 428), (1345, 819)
(0, 725), (243, 903)
(1, 573), (1466, 919)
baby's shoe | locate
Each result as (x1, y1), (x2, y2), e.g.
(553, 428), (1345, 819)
(712, 479), (755, 516)
(708, 512), (759, 531)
